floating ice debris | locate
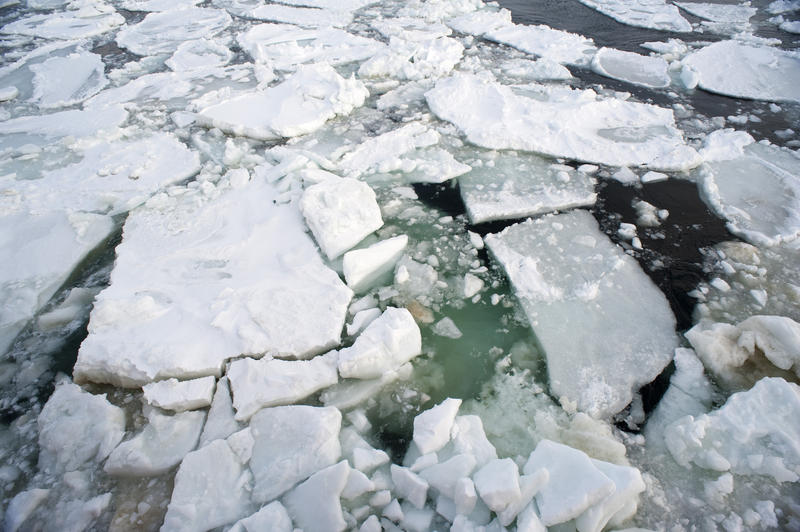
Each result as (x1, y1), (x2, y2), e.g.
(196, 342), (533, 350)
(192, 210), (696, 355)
(37, 380), (125, 474)
(426, 73), (701, 171)
(343, 235), (409, 293)
(358, 36), (464, 80)
(459, 151), (596, 224)
(473, 458), (521, 513)
(0, 86), (19, 101)
(498, 57), (573, 81)
(338, 307), (422, 379)
(0, 9), (124, 40)
(104, 408), (205, 476)
(576, 459), (647, 532)
(229, 502), (293, 532)
(665, 377), (800, 483)
(699, 140), (800, 246)
(29, 52), (107, 108)
(227, 352), (339, 421)
(121, 0), (202, 11)
(117, 8), (232, 56)
(699, 128), (755, 163)
(283, 460), (350, 532)
(768, 0), (800, 15)
(682, 40), (800, 103)
(301, 176), (383, 260)
(591, 47), (670, 88)
(249, 405), (342, 503)
(74, 177), (351, 387)
(485, 210), (678, 418)
(248, 4), (353, 28)
(446, 9), (512, 35)
(485, 24), (596, 66)
(686, 315), (800, 390)
(166, 39), (233, 71)
(413, 398), (462, 455)
(0, 105), (128, 140)
(575, 0), (692, 33)
(320, 362), (412, 410)
(142, 376), (216, 412)
(432, 317), (463, 339)
(674, 2), (755, 32)
(197, 64), (368, 140)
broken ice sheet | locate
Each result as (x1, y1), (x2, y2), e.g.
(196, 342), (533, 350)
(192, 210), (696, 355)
(73, 174), (352, 387)
(29, 51), (108, 109)
(591, 47), (670, 89)
(0, 8), (124, 40)
(575, 0), (692, 32)
(485, 210), (678, 418)
(116, 8), (232, 56)
(458, 150), (596, 224)
(247, 4), (353, 28)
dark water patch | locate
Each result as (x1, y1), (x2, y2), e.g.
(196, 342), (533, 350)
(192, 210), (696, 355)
(412, 180), (466, 218)
(570, 66), (680, 108)
(92, 41), (141, 72)
(117, 8), (147, 25)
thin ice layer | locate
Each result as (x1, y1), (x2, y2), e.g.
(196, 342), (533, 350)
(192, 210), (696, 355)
(116, 8), (232, 56)
(683, 40), (800, 103)
(485, 210), (678, 418)
(0, 9), (124, 39)
(458, 151), (596, 224)
(575, 0), (692, 32)
(248, 4), (353, 28)
(426, 73), (701, 171)
(29, 52), (108, 108)
(196, 64), (368, 140)
(74, 176), (352, 387)
(591, 47), (670, 88)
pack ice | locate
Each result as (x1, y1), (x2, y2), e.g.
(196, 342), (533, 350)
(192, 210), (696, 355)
(426, 73), (701, 170)
(575, 0), (692, 32)
(485, 210), (678, 418)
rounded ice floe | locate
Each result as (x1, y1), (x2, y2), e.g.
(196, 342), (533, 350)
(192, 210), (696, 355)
(300, 177), (383, 260)
(0, 86), (18, 101)
(116, 8), (232, 56)
(682, 40), (800, 103)
(29, 52), (108, 108)
(575, 0), (692, 33)
(165, 39), (233, 71)
(591, 47), (670, 88)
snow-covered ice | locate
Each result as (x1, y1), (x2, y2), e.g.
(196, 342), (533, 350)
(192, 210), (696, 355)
(413, 397), (462, 455)
(358, 36), (464, 80)
(29, 52), (108, 108)
(485, 210), (678, 418)
(576, 0), (692, 32)
(343, 235), (409, 293)
(1, 9), (124, 40)
(591, 47), (670, 88)
(116, 8), (232, 56)
(142, 376), (216, 412)
(282, 461), (350, 532)
(248, 4), (353, 28)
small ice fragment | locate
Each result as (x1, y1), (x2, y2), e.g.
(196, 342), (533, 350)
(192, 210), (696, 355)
(413, 398), (462, 455)
(473, 458), (521, 513)
(343, 235), (409, 292)
(641, 171), (668, 183)
(611, 167), (639, 184)
(228, 502), (292, 532)
(0, 86), (20, 102)
(463, 273), (484, 298)
(142, 376), (216, 412)
(283, 461), (350, 532)
(432, 317), (463, 339)
(390, 465), (429, 509)
(347, 308), (382, 336)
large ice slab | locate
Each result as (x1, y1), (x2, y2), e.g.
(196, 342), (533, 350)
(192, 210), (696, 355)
(485, 24), (597, 66)
(683, 40), (800, 103)
(29, 52), (108, 108)
(249, 405), (342, 503)
(74, 175), (352, 387)
(665, 377), (800, 483)
(0, 9), (124, 40)
(591, 47), (670, 88)
(426, 73), (701, 171)
(196, 64), (368, 140)
(458, 151), (596, 224)
(485, 210), (678, 418)
(116, 8), (232, 56)
(575, 0), (692, 32)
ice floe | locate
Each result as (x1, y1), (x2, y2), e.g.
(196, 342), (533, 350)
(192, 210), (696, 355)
(426, 73), (701, 170)
(248, 4), (353, 28)
(485, 210), (678, 418)
(0, 8), (124, 40)
(343, 235), (409, 293)
(29, 51), (108, 108)
(358, 36), (464, 80)
(575, 0), (692, 33)
(165, 39), (233, 71)
(591, 47), (670, 88)
(116, 8), (232, 56)
(142, 376), (216, 412)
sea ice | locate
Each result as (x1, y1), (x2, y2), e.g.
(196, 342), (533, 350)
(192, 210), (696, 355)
(29, 52), (107, 108)
(358, 36), (464, 80)
(0, 105), (128, 141)
(443, 415), (497, 468)
(166, 39), (233, 71)
(458, 151), (596, 224)
(498, 57), (573, 81)
(472, 458), (521, 513)
(391, 465), (429, 509)
(3, 489), (50, 532)
(116, 8), (232, 56)
(664, 377), (800, 483)
(300, 177), (383, 260)
(121, 0), (203, 11)
(338, 307), (422, 379)
(426, 73), (701, 171)
(413, 398), (462, 455)
(675, 2), (755, 34)
(484, 24), (597, 66)
(484, 210), (678, 418)
(197, 64), (368, 140)
(0, 9), (124, 40)
(418, 454), (477, 499)
(228, 502), (293, 532)
(343, 235), (409, 293)
(199, 376), (241, 446)
(575, 0), (692, 32)
(227, 352), (339, 420)
(248, 4), (353, 28)
(74, 176), (351, 387)
(682, 40), (800, 103)
(591, 47), (670, 88)
(575, 459), (646, 532)
(141, 376), (216, 412)
(248, 405), (342, 502)
(283, 461), (350, 532)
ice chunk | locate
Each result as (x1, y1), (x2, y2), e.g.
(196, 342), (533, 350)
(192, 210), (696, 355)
(683, 40), (800, 103)
(121, 0), (203, 11)
(473, 458), (521, 513)
(342, 468), (374, 499)
(447, 9), (512, 35)
(37, 380), (125, 473)
(524, 440), (615, 526)
(459, 152), (596, 224)
(413, 397), (462, 455)
(0, 105), (128, 140)
(485, 210), (678, 418)
(391, 465), (429, 509)
(161, 437), (253, 531)
(0, 86), (18, 101)
(338, 307), (422, 379)
(29, 52), (107, 108)
(166, 39), (233, 71)
(591, 47), (670, 88)
(116, 8), (232, 56)
(675, 2), (755, 34)
(576, 0), (692, 32)
(104, 408), (205, 476)
(301, 177), (383, 260)
(686, 315), (800, 390)
(249, 405), (342, 502)
(419, 454), (477, 499)
(1, 9), (124, 40)
(343, 235), (408, 292)
(198, 64), (368, 141)
(277, 0), (376, 9)
(665, 377), (800, 483)
(321, 363), (413, 410)
(484, 24), (597, 66)
(358, 36), (464, 80)
(228, 352), (339, 421)
(463, 273), (484, 298)
(74, 177), (351, 386)
(142, 376), (215, 412)
(228, 502), (293, 532)
(432, 317), (463, 339)
(700, 139), (800, 246)
(444, 415), (497, 467)
(3, 489), (50, 532)
(497, 470), (549, 526)
(427, 74), (701, 171)
(283, 461), (349, 532)
(199, 376), (241, 446)
(248, 4), (353, 28)
(575, 460), (646, 532)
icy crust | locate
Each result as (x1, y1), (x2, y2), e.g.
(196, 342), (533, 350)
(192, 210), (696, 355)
(116, 8), (232, 56)
(700, 140), (800, 247)
(591, 47), (670, 88)
(196, 64), (368, 141)
(238, 24), (385, 71)
(485, 210), (678, 418)
(0, 8), (124, 40)
(74, 176), (352, 387)
(426, 73), (701, 171)
(575, 0), (692, 33)
(683, 40), (800, 103)
(665, 377), (800, 483)
(29, 51), (108, 108)
(458, 151), (597, 224)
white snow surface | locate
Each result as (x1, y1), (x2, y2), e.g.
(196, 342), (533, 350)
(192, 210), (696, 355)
(426, 73), (701, 171)
(74, 175), (352, 387)
(575, 0), (692, 32)
(485, 210), (678, 418)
